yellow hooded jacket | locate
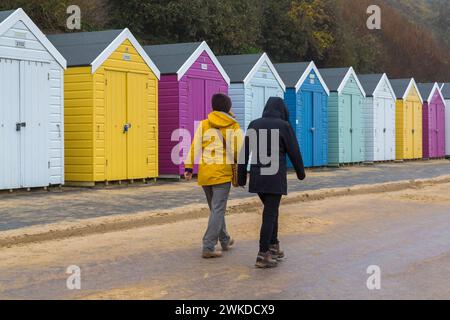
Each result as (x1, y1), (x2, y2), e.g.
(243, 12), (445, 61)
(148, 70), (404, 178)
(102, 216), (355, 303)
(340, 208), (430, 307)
(185, 111), (243, 186)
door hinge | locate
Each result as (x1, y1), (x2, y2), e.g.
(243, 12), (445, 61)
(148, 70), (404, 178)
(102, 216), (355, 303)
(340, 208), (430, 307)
(48, 73), (50, 80)
(106, 159), (108, 166)
(48, 161), (51, 169)
(146, 83), (149, 89)
(105, 79), (108, 86)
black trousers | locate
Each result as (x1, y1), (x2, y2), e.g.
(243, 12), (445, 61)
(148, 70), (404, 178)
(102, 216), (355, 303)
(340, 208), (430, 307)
(258, 193), (282, 253)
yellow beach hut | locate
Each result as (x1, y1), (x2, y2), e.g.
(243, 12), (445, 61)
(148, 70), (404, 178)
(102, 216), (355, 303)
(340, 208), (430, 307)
(48, 29), (160, 185)
(390, 78), (423, 160)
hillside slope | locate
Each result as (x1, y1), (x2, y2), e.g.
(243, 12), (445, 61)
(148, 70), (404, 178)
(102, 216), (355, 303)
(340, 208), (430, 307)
(335, 0), (450, 81)
(0, 0), (448, 82)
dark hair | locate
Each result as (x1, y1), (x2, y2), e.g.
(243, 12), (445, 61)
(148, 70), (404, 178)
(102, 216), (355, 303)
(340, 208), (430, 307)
(212, 93), (232, 113)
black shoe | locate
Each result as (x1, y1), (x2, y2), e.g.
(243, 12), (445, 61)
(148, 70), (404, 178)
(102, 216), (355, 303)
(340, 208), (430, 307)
(255, 251), (278, 269)
(269, 243), (285, 261)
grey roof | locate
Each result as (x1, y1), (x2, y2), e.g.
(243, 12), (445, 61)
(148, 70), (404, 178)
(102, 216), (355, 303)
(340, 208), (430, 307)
(390, 79), (412, 99)
(47, 29), (123, 67)
(318, 67), (350, 91)
(441, 83), (450, 99)
(0, 10), (15, 24)
(357, 74), (384, 96)
(274, 62), (311, 88)
(417, 83), (435, 102)
(217, 54), (263, 83)
(144, 42), (202, 74)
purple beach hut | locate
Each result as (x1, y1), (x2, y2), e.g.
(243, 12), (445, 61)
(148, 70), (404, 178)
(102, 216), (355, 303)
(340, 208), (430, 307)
(417, 83), (446, 159)
(144, 42), (230, 177)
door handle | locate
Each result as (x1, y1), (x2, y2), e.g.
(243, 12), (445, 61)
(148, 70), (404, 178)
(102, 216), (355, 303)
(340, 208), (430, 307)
(350, 128), (353, 133)
(16, 122), (26, 131)
(310, 127), (315, 132)
(383, 128), (386, 133)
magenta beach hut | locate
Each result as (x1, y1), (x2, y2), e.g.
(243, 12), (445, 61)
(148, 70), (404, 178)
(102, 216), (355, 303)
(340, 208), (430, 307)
(144, 42), (230, 177)
(417, 83), (446, 159)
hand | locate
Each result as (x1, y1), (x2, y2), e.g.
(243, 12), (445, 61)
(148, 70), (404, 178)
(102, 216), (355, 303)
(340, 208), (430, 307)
(184, 171), (193, 181)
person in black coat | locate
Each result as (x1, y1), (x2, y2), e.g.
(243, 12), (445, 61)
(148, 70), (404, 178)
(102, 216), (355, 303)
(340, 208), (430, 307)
(238, 97), (306, 268)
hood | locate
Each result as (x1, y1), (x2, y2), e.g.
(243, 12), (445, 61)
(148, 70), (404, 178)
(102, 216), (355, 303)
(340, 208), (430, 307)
(262, 97), (290, 121)
(208, 111), (238, 129)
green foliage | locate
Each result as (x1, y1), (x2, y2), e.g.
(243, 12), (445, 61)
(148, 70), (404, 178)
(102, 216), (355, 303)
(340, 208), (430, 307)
(107, 0), (262, 54)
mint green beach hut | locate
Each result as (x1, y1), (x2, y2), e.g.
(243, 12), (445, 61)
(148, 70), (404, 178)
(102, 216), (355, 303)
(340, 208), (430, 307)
(319, 67), (366, 165)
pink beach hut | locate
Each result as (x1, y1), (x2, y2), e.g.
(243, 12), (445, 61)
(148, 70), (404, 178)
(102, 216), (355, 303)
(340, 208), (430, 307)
(144, 42), (230, 177)
(417, 83), (446, 159)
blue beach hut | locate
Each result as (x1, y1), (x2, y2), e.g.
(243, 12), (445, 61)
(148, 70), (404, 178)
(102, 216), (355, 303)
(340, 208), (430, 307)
(275, 62), (330, 167)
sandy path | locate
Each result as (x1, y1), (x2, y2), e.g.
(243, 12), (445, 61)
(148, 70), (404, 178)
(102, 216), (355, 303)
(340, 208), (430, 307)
(1, 182), (450, 299)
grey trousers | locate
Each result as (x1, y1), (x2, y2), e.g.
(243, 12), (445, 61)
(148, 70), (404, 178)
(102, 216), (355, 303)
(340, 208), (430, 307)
(202, 182), (232, 252)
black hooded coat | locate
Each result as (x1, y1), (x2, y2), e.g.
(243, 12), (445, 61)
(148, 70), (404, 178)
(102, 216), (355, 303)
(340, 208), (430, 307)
(238, 97), (306, 195)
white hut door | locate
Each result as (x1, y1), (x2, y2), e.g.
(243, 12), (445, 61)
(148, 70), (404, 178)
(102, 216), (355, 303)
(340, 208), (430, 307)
(252, 86), (265, 120)
(384, 99), (395, 160)
(375, 99), (385, 161)
(265, 87), (280, 104)
(19, 61), (49, 188)
(0, 59), (21, 189)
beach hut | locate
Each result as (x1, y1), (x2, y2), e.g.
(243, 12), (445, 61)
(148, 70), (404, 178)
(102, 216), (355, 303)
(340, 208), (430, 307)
(275, 62), (330, 167)
(217, 53), (285, 130)
(319, 67), (366, 165)
(442, 83), (450, 158)
(48, 29), (160, 185)
(358, 74), (397, 162)
(390, 79), (423, 160)
(0, 9), (66, 190)
(144, 42), (230, 177)
(417, 83), (446, 159)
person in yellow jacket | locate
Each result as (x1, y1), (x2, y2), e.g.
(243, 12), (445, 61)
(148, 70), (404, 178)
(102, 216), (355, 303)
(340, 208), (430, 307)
(185, 94), (243, 259)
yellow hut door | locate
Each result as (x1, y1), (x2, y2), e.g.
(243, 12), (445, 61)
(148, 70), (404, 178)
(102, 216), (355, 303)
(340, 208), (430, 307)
(105, 70), (149, 181)
(413, 101), (422, 158)
(127, 73), (148, 180)
(406, 101), (414, 159)
(106, 70), (128, 181)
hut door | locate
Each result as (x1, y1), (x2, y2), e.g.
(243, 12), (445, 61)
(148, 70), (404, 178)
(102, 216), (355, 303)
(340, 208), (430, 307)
(375, 99), (385, 161)
(252, 86), (265, 121)
(342, 94), (352, 163)
(413, 102), (422, 158)
(351, 95), (362, 162)
(127, 73), (148, 179)
(265, 87), (280, 104)
(302, 91), (314, 167)
(0, 59), (21, 189)
(313, 92), (323, 166)
(429, 103), (438, 157)
(437, 103), (446, 156)
(405, 102), (414, 158)
(20, 61), (49, 188)
(206, 80), (223, 116)
(105, 71), (127, 181)
(384, 99), (395, 160)
(189, 78), (207, 123)
(188, 77), (207, 174)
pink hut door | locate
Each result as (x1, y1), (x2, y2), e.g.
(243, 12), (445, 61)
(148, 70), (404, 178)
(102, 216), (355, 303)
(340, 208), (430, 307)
(429, 102), (438, 157)
(437, 103), (446, 157)
(188, 78), (223, 125)
(186, 78), (225, 173)
(187, 77), (206, 174)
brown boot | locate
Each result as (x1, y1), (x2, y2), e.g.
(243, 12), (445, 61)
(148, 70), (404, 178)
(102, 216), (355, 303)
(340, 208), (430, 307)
(221, 238), (235, 251)
(202, 250), (223, 259)
(255, 251), (278, 269)
(269, 243), (285, 260)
